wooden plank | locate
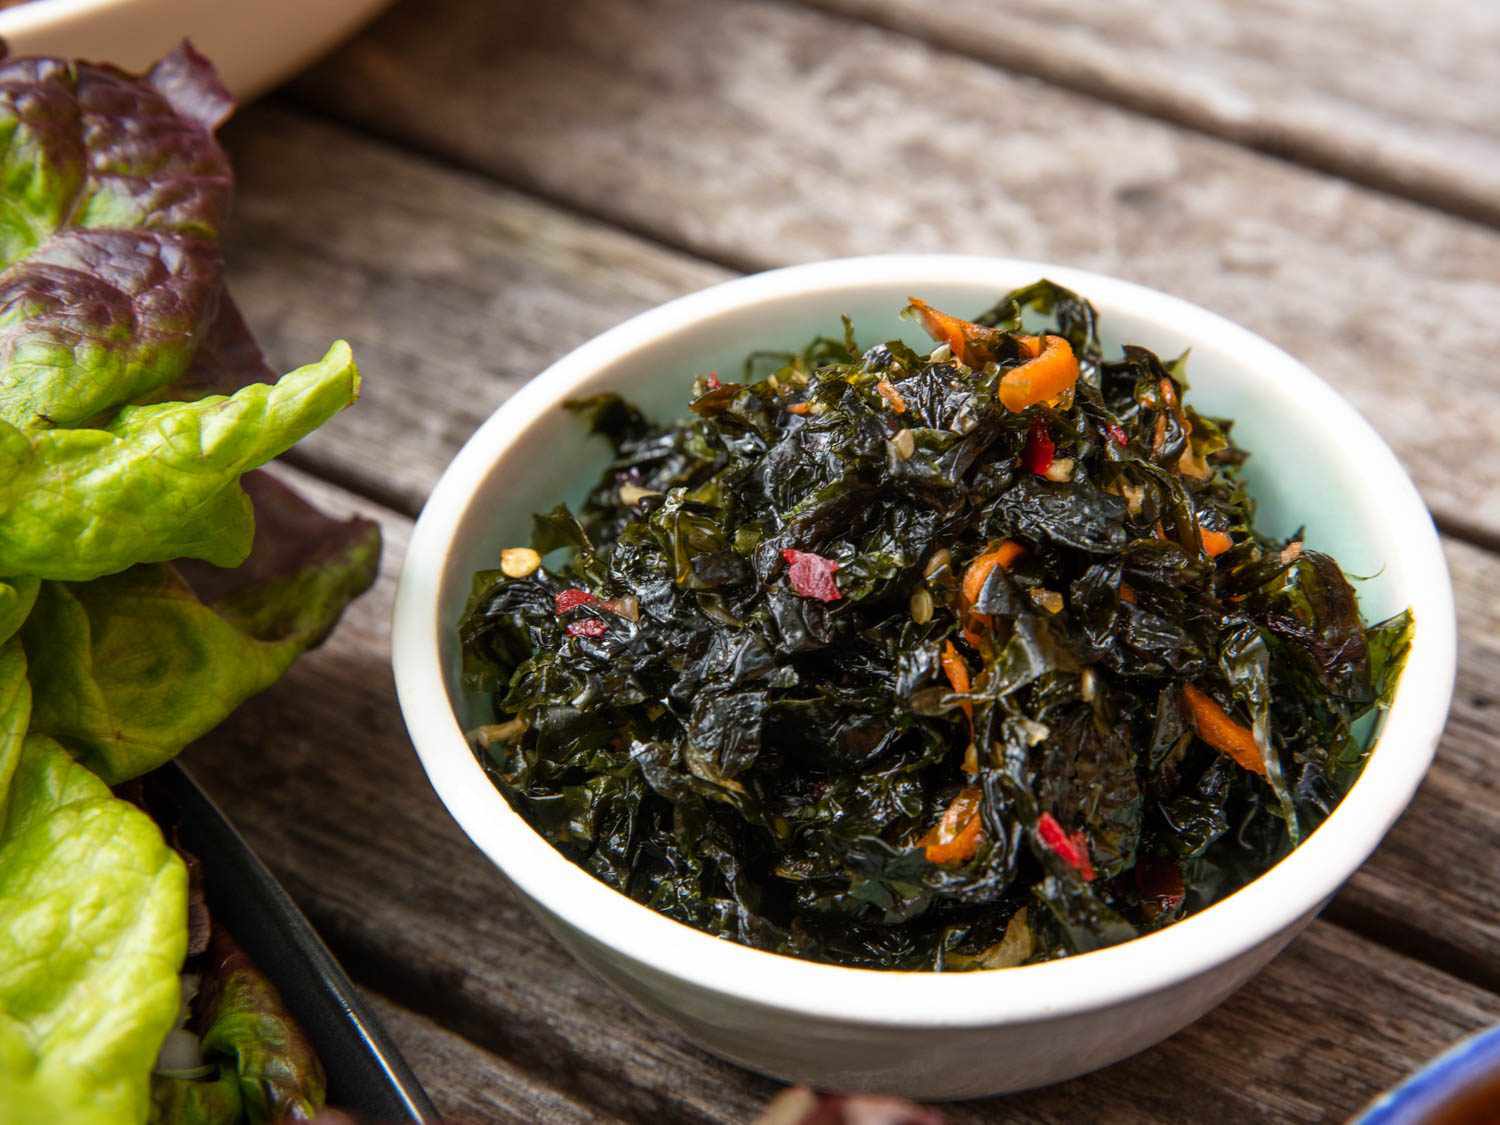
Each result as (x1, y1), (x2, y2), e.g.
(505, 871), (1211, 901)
(184, 464), (1500, 1120)
(269, 0), (1500, 541)
(800, 0), (1500, 227)
(363, 992), (621, 1124)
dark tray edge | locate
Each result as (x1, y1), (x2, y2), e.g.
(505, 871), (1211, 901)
(154, 760), (440, 1123)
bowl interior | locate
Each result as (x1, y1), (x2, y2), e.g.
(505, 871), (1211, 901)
(402, 256), (1452, 1026)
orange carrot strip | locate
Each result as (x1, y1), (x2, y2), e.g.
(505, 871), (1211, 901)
(785, 402), (811, 415)
(960, 539), (1025, 644)
(1158, 520), (1233, 559)
(1182, 684), (1266, 776)
(921, 786), (984, 865)
(1200, 528), (1234, 558)
(1118, 582), (1137, 605)
(905, 297), (1004, 367)
(907, 296), (967, 357)
(961, 540), (1025, 610)
(1014, 334), (1044, 359)
(999, 335), (1079, 412)
(941, 639), (973, 723)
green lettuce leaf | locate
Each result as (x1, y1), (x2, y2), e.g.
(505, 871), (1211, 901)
(0, 341), (359, 581)
(0, 735), (187, 1125)
(0, 579), (39, 647)
(0, 639), (30, 833)
(149, 1069), (242, 1125)
(23, 472), (380, 784)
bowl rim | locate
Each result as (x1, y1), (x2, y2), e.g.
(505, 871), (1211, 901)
(392, 254), (1456, 1028)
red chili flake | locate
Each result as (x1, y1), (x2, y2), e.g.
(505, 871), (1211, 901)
(706, 371), (721, 390)
(1023, 417), (1055, 476)
(554, 588), (598, 614)
(781, 548), (841, 602)
(565, 618), (608, 639)
(1037, 812), (1096, 881)
(1107, 423), (1129, 447)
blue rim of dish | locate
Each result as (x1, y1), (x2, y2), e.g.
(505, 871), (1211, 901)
(1356, 1025), (1500, 1123)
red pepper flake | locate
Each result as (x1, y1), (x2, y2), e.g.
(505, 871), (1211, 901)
(1023, 418), (1055, 476)
(554, 588), (598, 614)
(781, 548), (841, 602)
(705, 371), (721, 390)
(1037, 812), (1095, 881)
(565, 618), (608, 639)
(1107, 423), (1129, 447)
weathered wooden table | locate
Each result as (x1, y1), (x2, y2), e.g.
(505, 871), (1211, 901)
(185, 2), (1500, 1119)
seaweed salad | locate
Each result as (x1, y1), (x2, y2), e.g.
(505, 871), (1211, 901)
(459, 281), (1411, 971)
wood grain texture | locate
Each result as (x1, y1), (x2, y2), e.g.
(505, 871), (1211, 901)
(188, 464), (1500, 1121)
(364, 993), (622, 1123)
(801, 0), (1500, 226)
(276, 0), (1500, 539)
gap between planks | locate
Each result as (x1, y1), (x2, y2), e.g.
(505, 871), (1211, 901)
(788, 0), (1500, 233)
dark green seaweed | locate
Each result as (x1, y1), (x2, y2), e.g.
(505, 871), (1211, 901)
(459, 282), (1411, 970)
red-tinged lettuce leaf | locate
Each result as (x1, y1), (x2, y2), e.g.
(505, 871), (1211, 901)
(22, 470), (380, 783)
(175, 470), (380, 643)
(0, 45), (233, 431)
(141, 41), (234, 132)
(191, 927), (325, 1124)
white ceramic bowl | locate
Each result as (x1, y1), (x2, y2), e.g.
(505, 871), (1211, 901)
(0, 0), (391, 99)
(392, 256), (1456, 1099)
